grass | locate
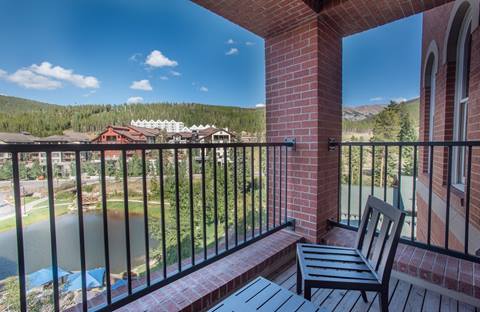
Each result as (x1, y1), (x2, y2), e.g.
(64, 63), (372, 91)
(22, 196), (40, 205)
(0, 198), (163, 233)
(101, 200), (162, 218)
(0, 205), (70, 232)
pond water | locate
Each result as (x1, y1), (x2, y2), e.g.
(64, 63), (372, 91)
(0, 211), (158, 280)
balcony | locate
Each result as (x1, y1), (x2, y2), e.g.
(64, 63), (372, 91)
(0, 140), (478, 311)
(2, 0), (480, 311)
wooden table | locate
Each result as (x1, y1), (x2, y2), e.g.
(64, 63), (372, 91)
(208, 276), (327, 312)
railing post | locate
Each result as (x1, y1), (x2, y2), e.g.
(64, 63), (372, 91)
(12, 152), (27, 312)
(46, 151), (60, 312)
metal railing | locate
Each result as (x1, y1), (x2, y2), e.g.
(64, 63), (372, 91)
(0, 141), (294, 312)
(329, 139), (480, 263)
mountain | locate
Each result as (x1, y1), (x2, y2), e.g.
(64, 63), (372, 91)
(0, 95), (59, 113)
(0, 95), (419, 138)
(0, 95), (265, 137)
(342, 98), (419, 134)
(343, 104), (386, 121)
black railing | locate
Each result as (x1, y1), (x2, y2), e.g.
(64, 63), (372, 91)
(329, 139), (480, 263)
(0, 141), (293, 312)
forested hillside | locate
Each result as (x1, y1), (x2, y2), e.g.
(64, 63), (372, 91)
(343, 98), (419, 134)
(0, 95), (266, 136)
(0, 95), (419, 138)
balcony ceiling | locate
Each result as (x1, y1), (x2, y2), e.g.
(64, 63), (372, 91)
(191, 0), (454, 38)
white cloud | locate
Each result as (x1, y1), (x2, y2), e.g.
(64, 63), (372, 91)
(0, 63), (99, 90)
(255, 103), (266, 108)
(160, 76), (169, 81)
(2, 68), (62, 90)
(369, 97), (384, 102)
(226, 39), (235, 44)
(129, 53), (142, 62)
(226, 48), (239, 56)
(245, 41), (255, 46)
(170, 70), (181, 77)
(391, 97), (407, 103)
(127, 96), (144, 104)
(200, 86), (208, 92)
(83, 90), (96, 97)
(130, 79), (153, 91)
(145, 50), (178, 68)
(30, 62), (99, 88)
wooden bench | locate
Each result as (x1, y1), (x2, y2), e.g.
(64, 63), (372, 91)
(296, 196), (405, 312)
(208, 277), (327, 312)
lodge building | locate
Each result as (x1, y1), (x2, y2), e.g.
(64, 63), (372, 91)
(418, 0), (480, 255)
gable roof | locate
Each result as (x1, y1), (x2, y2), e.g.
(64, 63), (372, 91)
(92, 126), (146, 143)
(0, 132), (38, 144)
(199, 127), (235, 138)
(128, 126), (161, 137)
(168, 131), (193, 139)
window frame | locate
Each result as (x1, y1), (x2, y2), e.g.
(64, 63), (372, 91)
(452, 8), (473, 190)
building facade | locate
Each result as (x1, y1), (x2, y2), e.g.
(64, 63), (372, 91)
(0, 132), (38, 164)
(131, 119), (188, 132)
(418, 0), (480, 254)
(91, 125), (161, 158)
(166, 127), (235, 144)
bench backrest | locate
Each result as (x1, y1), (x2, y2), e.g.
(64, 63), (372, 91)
(354, 196), (405, 285)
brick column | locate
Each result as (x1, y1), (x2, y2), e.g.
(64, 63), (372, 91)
(265, 18), (342, 243)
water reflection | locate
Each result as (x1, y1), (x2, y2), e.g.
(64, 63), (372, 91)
(0, 211), (156, 279)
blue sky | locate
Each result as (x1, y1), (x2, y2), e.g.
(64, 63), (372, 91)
(343, 14), (423, 106)
(0, 0), (421, 108)
(0, 0), (265, 107)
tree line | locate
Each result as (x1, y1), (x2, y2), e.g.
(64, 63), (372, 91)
(0, 95), (266, 137)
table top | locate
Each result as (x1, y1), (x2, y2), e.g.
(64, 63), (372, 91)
(208, 276), (327, 312)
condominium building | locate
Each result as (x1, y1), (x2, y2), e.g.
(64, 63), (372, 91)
(131, 119), (188, 132)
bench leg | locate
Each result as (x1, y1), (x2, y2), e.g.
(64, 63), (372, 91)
(304, 283), (312, 301)
(296, 257), (302, 295)
(361, 291), (368, 303)
(378, 289), (388, 312)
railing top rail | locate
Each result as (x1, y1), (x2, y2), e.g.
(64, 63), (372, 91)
(0, 141), (293, 153)
(330, 140), (480, 147)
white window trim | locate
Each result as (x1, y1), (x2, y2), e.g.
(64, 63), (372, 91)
(427, 57), (437, 174)
(428, 60), (437, 143)
(452, 7), (473, 188)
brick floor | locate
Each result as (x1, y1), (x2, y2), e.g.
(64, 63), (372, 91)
(321, 226), (480, 300)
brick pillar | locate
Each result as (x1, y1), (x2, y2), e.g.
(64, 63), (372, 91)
(265, 18), (342, 243)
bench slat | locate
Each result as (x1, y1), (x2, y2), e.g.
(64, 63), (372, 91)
(304, 253), (363, 262)
(300, 246), (358, 256)
(305, 267), (377, 280)
(208, 277), (320, 312)
(305, 261), (369, 271)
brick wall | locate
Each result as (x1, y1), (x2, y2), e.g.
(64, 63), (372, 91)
(265, 18), (342, 243)
(418, 1), (480, 253)
(193, 0), (453, 38)
(469, 27), (480, 231)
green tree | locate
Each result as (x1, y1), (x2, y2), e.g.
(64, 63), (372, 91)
(0, 162), (12, 180)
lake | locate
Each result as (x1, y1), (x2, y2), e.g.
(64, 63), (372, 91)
(0, 211), (158, 280)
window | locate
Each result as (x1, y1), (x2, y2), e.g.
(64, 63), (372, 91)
(428, 60), (436, 143)
(452, 9), (472, 188)
(424, 50), (437, 173)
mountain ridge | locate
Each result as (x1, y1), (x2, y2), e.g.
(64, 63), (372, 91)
(0, 95), (266, 137)
(0, 95), (419, 137)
